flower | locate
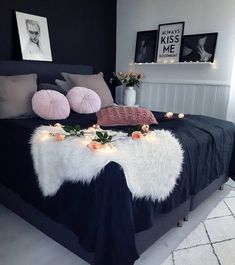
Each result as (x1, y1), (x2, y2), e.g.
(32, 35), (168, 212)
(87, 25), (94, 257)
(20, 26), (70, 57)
(132, 131), (143, 140)
(55, 133), (65, 141)
(114, 71), (144, 87)
(88, 140), (102, 151)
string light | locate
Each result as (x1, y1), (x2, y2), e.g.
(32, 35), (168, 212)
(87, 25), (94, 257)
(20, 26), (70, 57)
(54, 123), (62, 128)
(40, 131), (50, 142)
(165, 112), (173, 119)
(178, 113), (185, 119)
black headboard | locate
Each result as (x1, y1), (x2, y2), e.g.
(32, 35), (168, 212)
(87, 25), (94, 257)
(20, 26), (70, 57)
(0, 60), (93, 84)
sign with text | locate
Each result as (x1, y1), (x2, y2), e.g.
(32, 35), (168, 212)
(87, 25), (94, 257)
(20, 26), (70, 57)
(156, 22), (184, 63)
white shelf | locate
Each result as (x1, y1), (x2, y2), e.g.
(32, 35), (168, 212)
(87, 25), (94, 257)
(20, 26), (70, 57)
(134, 62), (213, 65)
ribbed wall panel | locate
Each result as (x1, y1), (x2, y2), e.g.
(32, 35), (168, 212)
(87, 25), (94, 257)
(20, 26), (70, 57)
(116, 82), (230, 120)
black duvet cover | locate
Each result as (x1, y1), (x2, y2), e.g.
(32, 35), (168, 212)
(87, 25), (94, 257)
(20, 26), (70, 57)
(0, 112), (235, 265)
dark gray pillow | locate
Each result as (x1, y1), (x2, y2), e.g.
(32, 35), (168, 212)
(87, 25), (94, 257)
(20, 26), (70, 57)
(55, 79), (71, 92)
(0, 74), (37, 119)
(38, 83), (67, 95)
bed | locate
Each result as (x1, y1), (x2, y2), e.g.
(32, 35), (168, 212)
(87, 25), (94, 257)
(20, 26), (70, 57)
(0, 60), (235, 265)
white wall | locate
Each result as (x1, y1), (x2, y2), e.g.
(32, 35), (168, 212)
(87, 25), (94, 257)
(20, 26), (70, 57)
(116, 0), (235, 85)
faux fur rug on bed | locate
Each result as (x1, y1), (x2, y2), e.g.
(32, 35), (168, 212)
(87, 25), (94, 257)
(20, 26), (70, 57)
(30, 126), (183, 201)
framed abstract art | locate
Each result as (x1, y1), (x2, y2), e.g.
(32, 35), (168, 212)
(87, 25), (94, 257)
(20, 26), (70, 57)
(179, 32), (218, 63)
(134, 30), (158, 63)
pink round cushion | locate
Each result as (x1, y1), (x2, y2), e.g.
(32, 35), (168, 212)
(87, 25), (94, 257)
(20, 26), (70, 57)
(66, 86), (101, 114)
(32, 90), (70, 120)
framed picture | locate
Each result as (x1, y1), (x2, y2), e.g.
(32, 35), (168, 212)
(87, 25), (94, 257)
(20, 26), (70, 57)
(155, 22), (184, 63)
(15, 11), (52, 61)
(134, 30), (158, 63)
(179, 33), (218, 63)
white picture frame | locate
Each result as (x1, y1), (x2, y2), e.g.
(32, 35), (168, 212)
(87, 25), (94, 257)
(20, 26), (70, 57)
(156, 22), (184, 63)
(15, 11), (52, 61)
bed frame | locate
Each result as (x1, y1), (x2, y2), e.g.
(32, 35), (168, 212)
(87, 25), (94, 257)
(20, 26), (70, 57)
(0, 60), (229, 264)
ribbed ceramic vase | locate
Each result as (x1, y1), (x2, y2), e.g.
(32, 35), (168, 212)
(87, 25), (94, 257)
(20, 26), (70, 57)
(124, 86), (136, 106)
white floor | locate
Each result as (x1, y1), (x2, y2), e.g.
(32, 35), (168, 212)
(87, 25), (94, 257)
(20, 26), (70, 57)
(0, 179), (234, 265)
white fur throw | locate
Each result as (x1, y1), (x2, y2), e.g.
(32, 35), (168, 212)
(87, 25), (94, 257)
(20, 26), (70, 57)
(30, 126), (183, 201)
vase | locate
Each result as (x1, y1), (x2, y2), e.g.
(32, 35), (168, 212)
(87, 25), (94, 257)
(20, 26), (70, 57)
(124, 86), (136, 106)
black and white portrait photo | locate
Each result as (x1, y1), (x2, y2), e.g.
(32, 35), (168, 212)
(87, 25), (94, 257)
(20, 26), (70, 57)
(134, 30), (158, 63)
(179, 33), (218, 63)
(16, 11), (52, 61)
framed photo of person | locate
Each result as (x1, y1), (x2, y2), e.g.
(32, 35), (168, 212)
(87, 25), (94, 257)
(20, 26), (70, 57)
(179, 33), (218, 63)
(15, 11), (52, 61)
(155, 21), (184, 63)
(134, 30), (158, 63)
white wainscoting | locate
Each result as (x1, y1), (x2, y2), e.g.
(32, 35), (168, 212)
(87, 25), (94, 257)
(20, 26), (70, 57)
(115, 81), (230, 120)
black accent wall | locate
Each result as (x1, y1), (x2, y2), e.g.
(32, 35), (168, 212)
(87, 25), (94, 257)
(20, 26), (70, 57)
(0, 0), (117, 92)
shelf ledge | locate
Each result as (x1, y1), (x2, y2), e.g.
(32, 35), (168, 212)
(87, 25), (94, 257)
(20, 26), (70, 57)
(134, 62), (213, 65)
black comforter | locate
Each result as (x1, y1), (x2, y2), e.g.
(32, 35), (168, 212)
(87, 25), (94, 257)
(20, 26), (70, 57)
(0, 112), (235, 265)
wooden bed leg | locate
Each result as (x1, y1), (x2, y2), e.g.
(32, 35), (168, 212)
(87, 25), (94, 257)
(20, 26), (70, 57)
(183, 215), (189, 222)
(219, 185), (224, 190)
(177, 220), (183, 227)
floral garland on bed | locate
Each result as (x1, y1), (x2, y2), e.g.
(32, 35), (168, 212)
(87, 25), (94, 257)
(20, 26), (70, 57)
(49, 123), (152, 151)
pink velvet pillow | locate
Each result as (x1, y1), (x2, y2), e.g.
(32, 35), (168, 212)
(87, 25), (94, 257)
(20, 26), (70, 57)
(96, 106), (158, 126)
(66, 86), (101, 114)
(32, 90), (70, 120)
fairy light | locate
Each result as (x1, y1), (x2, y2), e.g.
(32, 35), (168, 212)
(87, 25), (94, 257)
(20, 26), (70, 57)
(145, 132), (157, 141)
(40, 131), (50, 142)
(178, 113), (185, 119)
(165, 112), (173, 119)
(92, 124), (102, 131)
(54, 123), (62, 128)
(141, 124), (149, 133)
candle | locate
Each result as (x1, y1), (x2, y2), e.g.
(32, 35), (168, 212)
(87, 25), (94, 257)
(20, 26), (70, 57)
(165, 112), (173, 119)
(178, 113), (184, 119)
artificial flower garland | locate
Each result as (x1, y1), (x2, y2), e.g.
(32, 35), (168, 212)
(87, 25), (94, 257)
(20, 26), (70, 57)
(48, 123), (152, 151)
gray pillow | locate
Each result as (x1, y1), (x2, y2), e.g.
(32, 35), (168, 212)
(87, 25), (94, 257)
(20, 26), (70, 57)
(0, 74), (37, 119)
(38, 83), (67, 95)
(61, 72), (114, 108)
(55, 79), (71, 92)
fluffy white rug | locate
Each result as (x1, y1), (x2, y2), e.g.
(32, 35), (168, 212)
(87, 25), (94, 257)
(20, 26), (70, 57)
(30, 126), (183, 201)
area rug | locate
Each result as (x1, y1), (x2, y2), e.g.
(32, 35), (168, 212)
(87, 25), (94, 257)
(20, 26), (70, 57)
(160, 181), (235, 265)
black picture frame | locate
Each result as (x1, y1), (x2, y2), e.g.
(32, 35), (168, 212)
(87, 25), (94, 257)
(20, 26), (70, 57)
(134, 30), (158, 63)
(156, 21), (184, 63)
(179, 32), (218, 63)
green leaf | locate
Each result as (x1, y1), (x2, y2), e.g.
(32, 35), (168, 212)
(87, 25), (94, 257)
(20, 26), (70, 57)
(96, 131), (104, 139)
(63, 126), (74, 133)
(74, 125), (81, 131)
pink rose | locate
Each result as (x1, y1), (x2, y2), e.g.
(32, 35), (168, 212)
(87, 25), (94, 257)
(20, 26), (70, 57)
(55, 133), (65, 141)
(132, 131), (143, 140)
(88, 140), (102, 151)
